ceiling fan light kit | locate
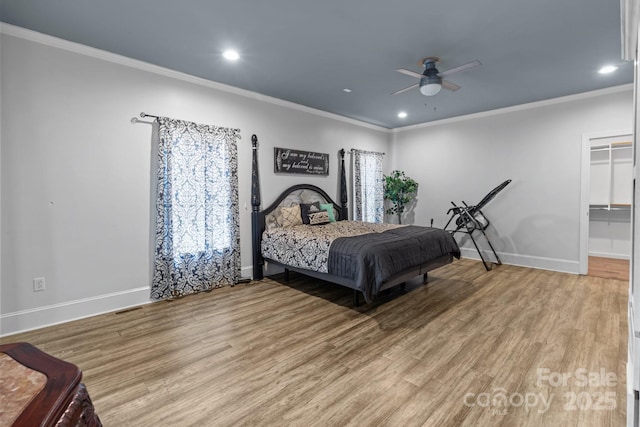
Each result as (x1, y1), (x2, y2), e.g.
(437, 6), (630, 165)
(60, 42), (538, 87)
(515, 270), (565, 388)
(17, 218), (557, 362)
(419, 78), (442, 96)
(394, 56), (481, 97)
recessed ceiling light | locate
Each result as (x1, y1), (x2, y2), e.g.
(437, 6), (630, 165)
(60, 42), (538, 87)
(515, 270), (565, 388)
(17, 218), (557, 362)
(343, 88), (352, 93)
(397, 111), (408, 119)
(223, 49), (240, 61)
(598, 65), (618, 74)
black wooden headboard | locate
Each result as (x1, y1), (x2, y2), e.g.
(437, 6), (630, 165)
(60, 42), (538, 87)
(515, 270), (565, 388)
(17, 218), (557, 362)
(251, 134), (349, 280)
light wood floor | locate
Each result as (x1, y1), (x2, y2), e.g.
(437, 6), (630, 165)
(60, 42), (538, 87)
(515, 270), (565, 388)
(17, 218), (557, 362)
(588, 256), (630, 282)
(1, 259), (628, 426)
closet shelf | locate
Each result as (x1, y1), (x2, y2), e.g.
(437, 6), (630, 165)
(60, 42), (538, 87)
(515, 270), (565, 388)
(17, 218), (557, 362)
(591, 142), (632, 151)
(589, 204), (631, 211)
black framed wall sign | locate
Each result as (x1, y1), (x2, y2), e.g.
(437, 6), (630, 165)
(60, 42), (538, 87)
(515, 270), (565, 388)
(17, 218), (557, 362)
(274, 147), (329, 175)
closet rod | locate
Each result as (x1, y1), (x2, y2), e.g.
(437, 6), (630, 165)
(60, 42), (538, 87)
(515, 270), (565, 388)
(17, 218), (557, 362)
(589, 206), (631, 211)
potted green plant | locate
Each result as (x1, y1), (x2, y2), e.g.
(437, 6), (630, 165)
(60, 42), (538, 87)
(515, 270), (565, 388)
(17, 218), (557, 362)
(383, 170), (418, 224)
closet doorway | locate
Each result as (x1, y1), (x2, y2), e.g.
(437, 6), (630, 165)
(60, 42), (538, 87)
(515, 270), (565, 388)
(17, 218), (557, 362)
(579, 130), (633, 279)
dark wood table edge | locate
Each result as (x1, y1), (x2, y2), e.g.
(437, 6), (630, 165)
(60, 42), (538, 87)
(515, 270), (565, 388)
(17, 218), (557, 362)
(0, 342), (82, 426)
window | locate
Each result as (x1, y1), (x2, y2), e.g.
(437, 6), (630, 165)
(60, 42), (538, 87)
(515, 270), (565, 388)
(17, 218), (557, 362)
(353, 149), (385, 223)
(169, 136), (233, 254)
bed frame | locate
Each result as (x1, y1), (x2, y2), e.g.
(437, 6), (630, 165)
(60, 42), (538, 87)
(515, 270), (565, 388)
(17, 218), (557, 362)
(250, 134), (454, 305)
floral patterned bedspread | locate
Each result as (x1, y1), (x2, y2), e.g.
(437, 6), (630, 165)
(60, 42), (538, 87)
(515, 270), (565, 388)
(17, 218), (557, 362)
(261, 221), (401, 273)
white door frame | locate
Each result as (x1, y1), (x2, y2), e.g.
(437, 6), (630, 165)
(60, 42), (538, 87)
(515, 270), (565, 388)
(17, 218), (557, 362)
(579, 128), (633, 274)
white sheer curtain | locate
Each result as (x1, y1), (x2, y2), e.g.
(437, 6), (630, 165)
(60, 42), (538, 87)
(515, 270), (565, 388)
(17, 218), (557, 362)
(353, 149), (385, 223)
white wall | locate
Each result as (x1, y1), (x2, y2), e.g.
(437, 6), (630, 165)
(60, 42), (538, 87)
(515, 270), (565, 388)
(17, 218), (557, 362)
(0, 24), (633, 336)
(391, 88), (633, 272)
(0, 27), (388, 335)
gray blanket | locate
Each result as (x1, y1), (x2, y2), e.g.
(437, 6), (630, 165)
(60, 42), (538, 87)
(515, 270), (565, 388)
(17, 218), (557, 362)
(328, 226), (460, 303)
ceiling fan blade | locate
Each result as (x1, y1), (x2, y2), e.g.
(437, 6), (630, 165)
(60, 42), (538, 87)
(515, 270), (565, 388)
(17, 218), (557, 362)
(441, 80), (461, 91)
(392, 83), (419, 95)
(437, 60), (482, 78)
(395, 68), (425, 79)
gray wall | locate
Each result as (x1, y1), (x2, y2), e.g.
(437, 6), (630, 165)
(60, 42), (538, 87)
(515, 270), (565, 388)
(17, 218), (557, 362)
(0, 28), (389, 334)
(390, 89), (633, 271)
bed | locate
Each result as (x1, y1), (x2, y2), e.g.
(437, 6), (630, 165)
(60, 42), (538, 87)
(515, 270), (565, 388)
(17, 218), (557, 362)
(250, 135), (460, 305)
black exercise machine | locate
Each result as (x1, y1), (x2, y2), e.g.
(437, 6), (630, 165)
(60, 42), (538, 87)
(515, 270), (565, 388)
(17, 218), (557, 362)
(444, 179), (512, 271)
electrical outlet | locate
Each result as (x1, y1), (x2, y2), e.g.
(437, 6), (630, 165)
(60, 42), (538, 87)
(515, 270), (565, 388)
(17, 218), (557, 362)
(33, 277), (45, 292)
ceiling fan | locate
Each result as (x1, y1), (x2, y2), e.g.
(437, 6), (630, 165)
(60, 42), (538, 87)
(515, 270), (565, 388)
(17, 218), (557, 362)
(393, 57), (482, 96)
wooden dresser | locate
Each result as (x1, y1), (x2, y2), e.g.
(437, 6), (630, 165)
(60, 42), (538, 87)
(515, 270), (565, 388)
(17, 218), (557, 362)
(0, 342), (101, 426)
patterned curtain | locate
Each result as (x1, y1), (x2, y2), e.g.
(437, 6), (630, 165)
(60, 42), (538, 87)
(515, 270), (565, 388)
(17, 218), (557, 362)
(353, 149), (385, 223)
(151, 117), (241, 300)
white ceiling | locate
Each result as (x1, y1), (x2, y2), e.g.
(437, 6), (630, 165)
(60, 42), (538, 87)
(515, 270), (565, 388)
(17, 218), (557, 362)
(0, 0), (633, 128)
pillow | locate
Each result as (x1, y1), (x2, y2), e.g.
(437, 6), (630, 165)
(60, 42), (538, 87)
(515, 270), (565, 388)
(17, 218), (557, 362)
(319, 203), (336, 222)
(308, 210), (331, 225)
(300, 202), (321, 224)
(281, 205), (303, 228)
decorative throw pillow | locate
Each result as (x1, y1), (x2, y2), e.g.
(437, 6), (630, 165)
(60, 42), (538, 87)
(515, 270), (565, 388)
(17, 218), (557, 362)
(319, 203), (336, 222)
(300, 202), (321, 224)
(308, 210), (331, 225)
(281, 205), (303, 228)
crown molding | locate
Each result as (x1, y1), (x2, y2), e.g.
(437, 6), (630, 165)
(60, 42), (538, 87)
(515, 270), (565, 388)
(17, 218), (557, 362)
(1, 23), (632, 135)
(0, 23), (388, 133)
(391, 84), (634, 133)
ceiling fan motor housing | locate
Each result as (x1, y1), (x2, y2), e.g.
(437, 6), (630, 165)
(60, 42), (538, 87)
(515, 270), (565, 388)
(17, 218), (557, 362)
(419, 60), (442, 95)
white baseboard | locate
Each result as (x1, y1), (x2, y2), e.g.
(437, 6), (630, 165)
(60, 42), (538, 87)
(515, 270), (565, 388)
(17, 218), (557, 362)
(588, 251), (631, 260)
(0, 287), (152, 337)
(459, 247), (580, 274)
(1, 268), (258, 337)
(3, 254), (581, 337)
(240, 265), (254, 280)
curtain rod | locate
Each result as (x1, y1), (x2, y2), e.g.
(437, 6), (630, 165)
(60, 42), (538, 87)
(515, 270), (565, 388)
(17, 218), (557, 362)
(133, 113), (241, 134)
(140, 112), (160, 120)
(130, 112), (160, 124)
(349, 148), (386, 155)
